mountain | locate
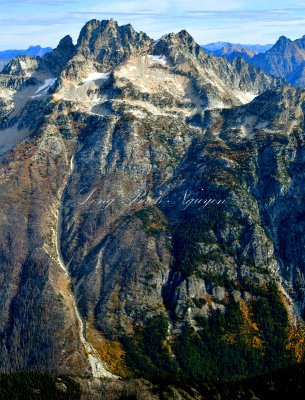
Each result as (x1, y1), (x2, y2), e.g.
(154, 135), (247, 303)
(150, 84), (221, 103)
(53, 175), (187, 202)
(0, 18), (304, 394)
(209, 44), (258, 62)
(0, 45), (52, 60)
(203, 41), (273, 54)
(249, 35), (305, 86)
(0, 45), (52, 72)
(212, 35), (305, 88)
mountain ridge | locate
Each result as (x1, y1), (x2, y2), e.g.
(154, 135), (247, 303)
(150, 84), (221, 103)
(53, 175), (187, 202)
(0, 45), (52, 73)
(250, 34), (305, 86)
(0, 45), (52, 59)
(202, 41), (273, 53)
(208, 34), (305, 87)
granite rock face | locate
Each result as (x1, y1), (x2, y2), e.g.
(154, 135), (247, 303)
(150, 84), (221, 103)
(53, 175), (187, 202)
(0, 19), (304, 381)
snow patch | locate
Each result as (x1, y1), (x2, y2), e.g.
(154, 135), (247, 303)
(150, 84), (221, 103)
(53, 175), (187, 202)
(81, 72), (110, 85)
(235, 91), (257, 105)
(32, 78), (57, 98)
(148, 55), (168, 66)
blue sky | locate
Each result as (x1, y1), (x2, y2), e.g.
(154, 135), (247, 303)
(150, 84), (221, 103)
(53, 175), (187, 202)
(1, 0), (305, 50)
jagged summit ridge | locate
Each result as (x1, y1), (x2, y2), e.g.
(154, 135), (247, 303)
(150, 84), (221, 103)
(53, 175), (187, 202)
(0, 18), (284, 158)
(75, 18), (152, 63)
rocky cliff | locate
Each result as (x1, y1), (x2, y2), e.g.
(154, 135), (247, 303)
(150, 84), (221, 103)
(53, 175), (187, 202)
(0, 18), (304, 387)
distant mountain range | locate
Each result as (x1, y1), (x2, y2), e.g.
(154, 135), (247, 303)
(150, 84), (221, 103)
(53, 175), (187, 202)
(205, 44), (258, 62)
(202, 41), (273, 54)
(203, 36), (305, 87)
(250, 35), (305, 86)
(0, 45), (52, 71)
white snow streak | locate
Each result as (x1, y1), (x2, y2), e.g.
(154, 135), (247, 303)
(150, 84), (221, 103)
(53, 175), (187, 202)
(31, 78), (57, 98)
(148, 54), (168, 66)
(235, 91), (257, 104)
(81, 72), (110, 85)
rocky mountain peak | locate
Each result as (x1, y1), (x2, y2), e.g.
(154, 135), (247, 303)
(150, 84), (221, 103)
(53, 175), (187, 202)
(218, 44), (257, 60)
(75, 18), (151, 64)
(274, 35), (291, 48)
(57, 35), (74, 52)
(294, 35), (305, 50)
(153, 29), (202, 60)
(76, 19), (118, 48)
(249, 34), (305, 85)
(40, 34), (76, 75)
(231, 56), (249, 71)
(1, 55), (38, 76)
(56, 18), (153, 85)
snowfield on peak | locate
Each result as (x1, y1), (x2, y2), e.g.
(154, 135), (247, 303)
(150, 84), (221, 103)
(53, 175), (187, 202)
(234, 91), (257, 104)
(81, 72), (110, 85)
(148, 55), (168, 66)
(31, 78), (57, 98)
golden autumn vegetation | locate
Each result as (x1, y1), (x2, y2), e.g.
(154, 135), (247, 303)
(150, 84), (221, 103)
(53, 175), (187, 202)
(86, 322), (131, 377)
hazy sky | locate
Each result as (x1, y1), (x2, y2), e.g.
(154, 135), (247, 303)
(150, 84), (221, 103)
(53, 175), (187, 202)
(1, 0), (305, 50)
